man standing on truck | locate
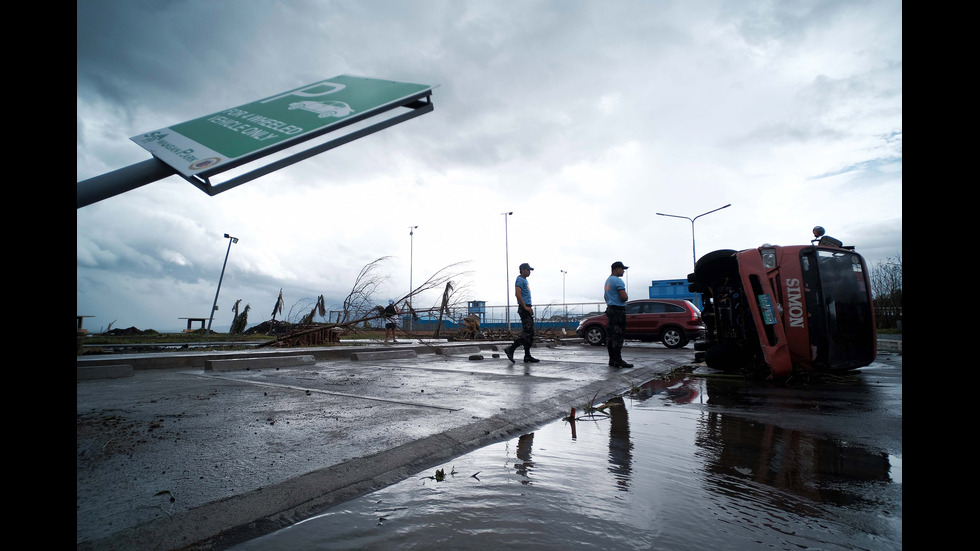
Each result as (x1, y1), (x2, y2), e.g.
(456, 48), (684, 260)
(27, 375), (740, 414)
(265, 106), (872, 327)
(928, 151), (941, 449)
(504, 262), (540, 364)
(604, 261), (633, 368)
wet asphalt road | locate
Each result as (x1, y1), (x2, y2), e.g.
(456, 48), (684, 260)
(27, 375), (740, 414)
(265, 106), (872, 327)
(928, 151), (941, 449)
(76, 339), (901, 550)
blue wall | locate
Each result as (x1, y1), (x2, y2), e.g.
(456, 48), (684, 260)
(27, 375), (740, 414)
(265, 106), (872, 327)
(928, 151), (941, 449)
(649, 279), (703, 310)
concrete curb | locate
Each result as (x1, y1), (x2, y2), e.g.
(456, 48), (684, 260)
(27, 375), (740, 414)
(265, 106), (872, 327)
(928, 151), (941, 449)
(204, 355), (316, 372)
(433, 345), (482, 355)
(77, 342), (513, 371)
(77, 364), (134, 380)
(877, 338), (902, 354)
(350, 349), (419, 361)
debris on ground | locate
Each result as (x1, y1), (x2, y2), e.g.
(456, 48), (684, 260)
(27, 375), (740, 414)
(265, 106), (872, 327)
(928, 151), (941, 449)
(102, 327), (157, 337)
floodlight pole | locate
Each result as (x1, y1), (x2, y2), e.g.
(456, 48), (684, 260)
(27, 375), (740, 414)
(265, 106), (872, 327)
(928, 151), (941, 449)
(408, 225), (418, 331)
(657, 204), (731, 269)
(207, 233), (238, 340)
(501, 212), (513, 331)
(561, 269), (568, 330)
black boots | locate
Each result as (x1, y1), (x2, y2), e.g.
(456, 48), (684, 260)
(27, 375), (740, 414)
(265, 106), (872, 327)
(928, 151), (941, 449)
(504, 344), (539, 363)
(609, 352), (633, 368)
(523, 345), (539, 363)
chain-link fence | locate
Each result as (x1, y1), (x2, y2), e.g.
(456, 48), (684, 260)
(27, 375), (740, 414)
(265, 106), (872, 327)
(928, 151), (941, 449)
(377, 301), (608, 332)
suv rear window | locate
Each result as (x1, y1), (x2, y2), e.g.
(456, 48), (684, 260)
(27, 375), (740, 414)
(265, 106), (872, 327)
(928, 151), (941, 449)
(643, 302), (685, 314)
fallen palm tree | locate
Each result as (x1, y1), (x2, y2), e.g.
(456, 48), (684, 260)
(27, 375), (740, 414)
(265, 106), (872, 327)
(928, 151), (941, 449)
(257, 260), (473, 349)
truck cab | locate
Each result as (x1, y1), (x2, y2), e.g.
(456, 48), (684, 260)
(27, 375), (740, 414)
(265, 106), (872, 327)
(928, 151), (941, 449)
(688, 229), (876, 379)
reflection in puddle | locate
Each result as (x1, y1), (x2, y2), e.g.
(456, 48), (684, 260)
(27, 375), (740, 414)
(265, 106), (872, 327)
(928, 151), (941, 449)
(514, 433), (534, 484)
(232, 371), (901, 550)
(607, 396), (632, 491)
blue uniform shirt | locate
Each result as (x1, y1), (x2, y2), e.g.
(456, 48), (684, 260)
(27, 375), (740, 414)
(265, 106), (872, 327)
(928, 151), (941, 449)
(604, 275), (626, 306)
(516, 275), (532, 306)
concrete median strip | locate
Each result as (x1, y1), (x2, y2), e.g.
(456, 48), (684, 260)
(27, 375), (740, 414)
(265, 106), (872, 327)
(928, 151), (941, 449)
(877, 338), (902, 353)
(434, 345), (481, 355)
(77, 364), (134, 380)
(204, 355), (316, 372)
(350, 349), (418, 361)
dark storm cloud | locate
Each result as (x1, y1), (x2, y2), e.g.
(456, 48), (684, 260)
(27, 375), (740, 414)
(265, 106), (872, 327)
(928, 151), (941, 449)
(77, 0), (902, 332)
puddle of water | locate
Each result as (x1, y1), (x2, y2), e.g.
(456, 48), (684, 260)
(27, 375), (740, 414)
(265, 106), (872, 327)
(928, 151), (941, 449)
(232, 373), (901, 550)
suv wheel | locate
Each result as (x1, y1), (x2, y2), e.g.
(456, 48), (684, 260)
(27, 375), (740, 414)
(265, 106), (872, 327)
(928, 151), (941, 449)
(661, 327), (686, 349)
(584, 325), (606, 346)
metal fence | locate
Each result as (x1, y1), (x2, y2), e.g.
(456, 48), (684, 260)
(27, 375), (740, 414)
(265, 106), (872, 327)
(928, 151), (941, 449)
(874, 306), (903, 330)
(391, 301), (609, 331)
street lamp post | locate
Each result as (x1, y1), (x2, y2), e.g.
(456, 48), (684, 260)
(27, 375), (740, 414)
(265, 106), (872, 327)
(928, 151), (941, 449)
(656, 204), (731, 269)
(408, 225), (418, 331)
(207, 233), (239, 340)
(501, 212), (513, 331)
(561, 269), (567, 330)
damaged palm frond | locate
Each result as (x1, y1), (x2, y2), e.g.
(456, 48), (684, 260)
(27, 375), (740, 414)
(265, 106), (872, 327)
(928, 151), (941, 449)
(338, 256), (392, 324)
(578, 391), (613, 419)
(258, 298), (403, 348)
(433, 281), (454, 338)
(419, 466), (457, 483)
(271, 289), (284, 320)
(300, 295), (327, 325)
(622, 377), (642, 396)
(230, 304), (250, 334)
(259, 261), (475, 348)
(401, 261), (473, 309)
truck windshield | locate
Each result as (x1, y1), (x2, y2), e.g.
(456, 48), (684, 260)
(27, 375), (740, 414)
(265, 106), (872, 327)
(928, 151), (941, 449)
(801, 249), (875, 370)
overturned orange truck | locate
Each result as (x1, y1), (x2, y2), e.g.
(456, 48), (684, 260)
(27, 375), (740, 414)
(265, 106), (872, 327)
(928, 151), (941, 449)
(688, 228), (876, 379)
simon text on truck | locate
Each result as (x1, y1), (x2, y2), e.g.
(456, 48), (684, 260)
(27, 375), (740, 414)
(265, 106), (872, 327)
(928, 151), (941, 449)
(688, 227), (876, 379)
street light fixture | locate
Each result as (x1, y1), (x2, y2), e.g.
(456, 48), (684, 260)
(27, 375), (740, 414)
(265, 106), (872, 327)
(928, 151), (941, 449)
(409, 225), (418, 331)
(207, 233), (239, 339)
(501, 212), (513, 331)
(657, 204), (731, 269)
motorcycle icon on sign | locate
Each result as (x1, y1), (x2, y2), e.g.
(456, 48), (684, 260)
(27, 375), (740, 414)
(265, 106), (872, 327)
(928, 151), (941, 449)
(287, 100), (355, 118)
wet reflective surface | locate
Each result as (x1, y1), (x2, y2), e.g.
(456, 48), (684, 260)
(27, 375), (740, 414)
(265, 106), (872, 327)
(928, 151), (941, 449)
(232, 355), (901, 550)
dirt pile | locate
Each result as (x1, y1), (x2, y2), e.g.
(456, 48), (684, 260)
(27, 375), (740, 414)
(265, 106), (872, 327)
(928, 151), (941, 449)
(103, 326), (157, 336)
(243, 320), (295, 336)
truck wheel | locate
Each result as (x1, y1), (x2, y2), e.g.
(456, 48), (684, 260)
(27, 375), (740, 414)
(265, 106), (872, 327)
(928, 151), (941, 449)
(693, 249), (738, 284)
(584, 326), (606, 346)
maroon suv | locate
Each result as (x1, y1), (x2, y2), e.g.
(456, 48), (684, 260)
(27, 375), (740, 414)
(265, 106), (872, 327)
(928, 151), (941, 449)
(575, 299), (706, 349)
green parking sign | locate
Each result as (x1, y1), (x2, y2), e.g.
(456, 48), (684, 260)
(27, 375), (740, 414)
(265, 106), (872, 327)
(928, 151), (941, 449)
(131, 75), (433, 177)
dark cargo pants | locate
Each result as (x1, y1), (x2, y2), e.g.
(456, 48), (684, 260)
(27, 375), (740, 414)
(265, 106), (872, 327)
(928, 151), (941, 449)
(513, 306), (535, 354)
(605, 305), (626, 363)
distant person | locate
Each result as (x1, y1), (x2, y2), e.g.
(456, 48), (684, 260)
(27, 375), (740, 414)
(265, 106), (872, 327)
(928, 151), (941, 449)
(604, 261), (633, 368)
(383, 300), (400, 343)
(504, 263), (540, 363)
(461, 313), (481, 338)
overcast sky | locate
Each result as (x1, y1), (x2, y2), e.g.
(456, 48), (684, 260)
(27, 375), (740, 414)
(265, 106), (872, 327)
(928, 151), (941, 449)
(77, 0), (902, 333)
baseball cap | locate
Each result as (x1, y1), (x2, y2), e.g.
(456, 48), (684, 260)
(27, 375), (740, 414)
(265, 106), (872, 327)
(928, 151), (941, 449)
(519, 262), (534, 271)
(611, 261), (629, 270)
